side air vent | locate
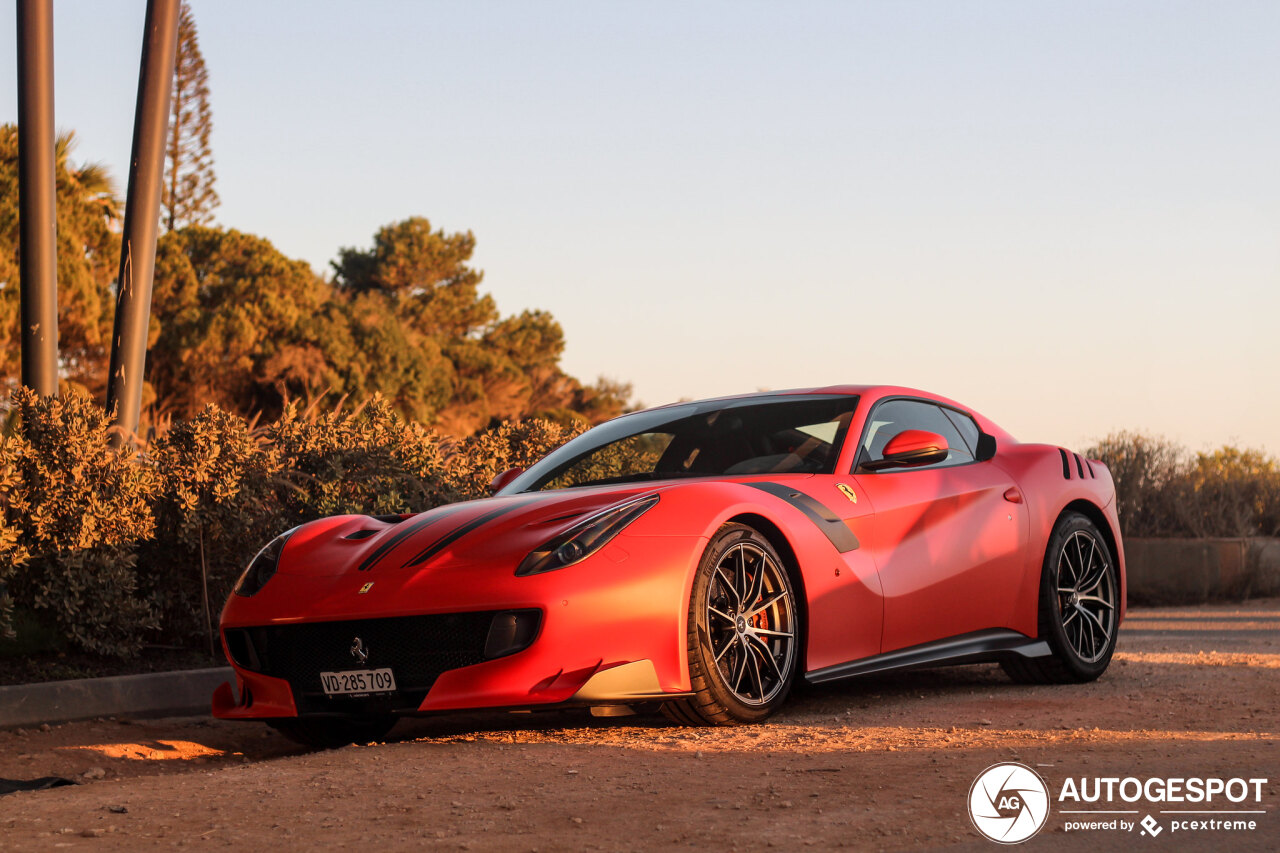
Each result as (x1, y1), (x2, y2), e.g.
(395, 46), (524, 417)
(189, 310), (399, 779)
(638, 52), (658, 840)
(1085, 459), (1096, 478)
(1074, 453), (1085, 480)
(343, 529), (379, 541)
(1059, 448), (1071, 479)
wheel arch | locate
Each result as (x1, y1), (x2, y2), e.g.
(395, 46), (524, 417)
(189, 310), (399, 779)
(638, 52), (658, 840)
(724, 511), (810, 672)
(1055, 499), (1125, 615)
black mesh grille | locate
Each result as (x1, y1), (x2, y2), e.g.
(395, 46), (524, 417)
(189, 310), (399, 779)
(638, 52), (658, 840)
(226, 611), (499, 715)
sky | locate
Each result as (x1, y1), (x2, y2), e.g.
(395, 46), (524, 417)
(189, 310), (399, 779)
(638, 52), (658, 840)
(2, 1), (1277, 454)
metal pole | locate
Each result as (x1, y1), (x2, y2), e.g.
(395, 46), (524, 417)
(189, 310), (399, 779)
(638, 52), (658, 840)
(106, 0), (179, 439)
(16, 0), (59, 396)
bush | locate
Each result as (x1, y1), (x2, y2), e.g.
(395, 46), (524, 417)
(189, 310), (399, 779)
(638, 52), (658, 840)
(1084, 432), (1186, 537)
(268, 395), (460, 522)
(142, 405), (279, 647)
(1085, 432), (1280, 538)
(0, 389), (157, 656)
(1181, 447), (1280, 538)
(446, 418), (585, 500)
(0, 390), (580, 661)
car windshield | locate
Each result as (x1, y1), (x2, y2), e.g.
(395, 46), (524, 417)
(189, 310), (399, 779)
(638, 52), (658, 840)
(508, 394), (859, 492)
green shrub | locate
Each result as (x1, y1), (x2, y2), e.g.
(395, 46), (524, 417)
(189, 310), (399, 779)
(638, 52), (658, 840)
(0, 389), (584, 661)
(267, 395), (460, 522)
(142, 405), (279, 646)
(1086, 432), (1280, 538)
(0, 435), (32, 639)
(1, 389), (157, 655)
(447, 418), (585, 500)
(1181, 447), (1280, 538)
(1085, 432), (1186, 537)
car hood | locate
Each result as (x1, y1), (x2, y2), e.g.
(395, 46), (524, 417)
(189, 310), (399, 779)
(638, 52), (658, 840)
(276, 486), (664, 577)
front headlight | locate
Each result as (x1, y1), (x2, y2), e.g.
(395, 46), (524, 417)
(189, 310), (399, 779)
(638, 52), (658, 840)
(234, 528), (298, 597)
(516, 494), (659, 576)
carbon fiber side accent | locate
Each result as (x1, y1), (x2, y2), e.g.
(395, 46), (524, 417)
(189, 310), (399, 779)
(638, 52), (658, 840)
(744, 482), (859, 552)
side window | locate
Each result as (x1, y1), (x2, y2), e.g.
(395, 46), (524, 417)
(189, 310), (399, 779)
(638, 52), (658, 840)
(857, 399), (975, 471)
(940, 407), (981, 456)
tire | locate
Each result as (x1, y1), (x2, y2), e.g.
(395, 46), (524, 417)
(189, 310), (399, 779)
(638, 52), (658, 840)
(1002, 512), (1119, 684)
(268, 715), (397, 749)
(662, 523), (800, 725)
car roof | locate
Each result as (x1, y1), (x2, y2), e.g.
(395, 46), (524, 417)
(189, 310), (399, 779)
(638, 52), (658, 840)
(642, 384), (931, 410)
(635, 385), (1013, 441)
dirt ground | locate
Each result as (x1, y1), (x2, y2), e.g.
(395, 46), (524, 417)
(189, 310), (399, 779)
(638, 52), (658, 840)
(1, 600), (1276, 851)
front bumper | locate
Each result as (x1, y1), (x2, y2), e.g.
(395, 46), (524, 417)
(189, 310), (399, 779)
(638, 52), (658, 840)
(212, 532), (706, 720)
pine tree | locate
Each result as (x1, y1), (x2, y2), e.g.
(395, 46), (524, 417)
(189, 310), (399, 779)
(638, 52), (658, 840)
(162, 1), (218, 232)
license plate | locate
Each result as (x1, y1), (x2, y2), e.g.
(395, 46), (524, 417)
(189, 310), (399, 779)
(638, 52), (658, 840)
(319, 668), (397, 696)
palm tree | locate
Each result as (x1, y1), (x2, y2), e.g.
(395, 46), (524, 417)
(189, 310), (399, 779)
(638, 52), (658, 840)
(0, 125), (122, 392)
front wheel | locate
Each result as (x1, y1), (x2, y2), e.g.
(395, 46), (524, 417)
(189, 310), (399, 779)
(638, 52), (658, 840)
(1002, 512), (1119, 684)
(663, 524), (800, 725)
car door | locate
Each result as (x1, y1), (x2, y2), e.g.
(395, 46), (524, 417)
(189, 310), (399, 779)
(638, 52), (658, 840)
(850, 398), (1028, 652)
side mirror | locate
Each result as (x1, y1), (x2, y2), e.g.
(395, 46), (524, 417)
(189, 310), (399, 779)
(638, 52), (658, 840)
(863, 429), (949, 471)
(489, 467), (524, 495)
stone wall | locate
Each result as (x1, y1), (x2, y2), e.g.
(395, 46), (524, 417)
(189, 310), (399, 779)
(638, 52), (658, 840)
(1124, 537), (1280, 604)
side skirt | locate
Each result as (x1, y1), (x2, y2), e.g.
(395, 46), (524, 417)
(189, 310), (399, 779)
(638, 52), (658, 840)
(804, 629), (1051, 685)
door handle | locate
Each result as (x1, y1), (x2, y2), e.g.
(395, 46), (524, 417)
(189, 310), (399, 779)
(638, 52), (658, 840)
(1003, 487), (1023, 504)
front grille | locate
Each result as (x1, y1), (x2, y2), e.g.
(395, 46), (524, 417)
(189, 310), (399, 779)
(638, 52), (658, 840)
(226, 611), (499, 715)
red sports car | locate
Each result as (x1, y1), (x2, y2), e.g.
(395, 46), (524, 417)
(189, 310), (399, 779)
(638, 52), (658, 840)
(213, 386), (1124, 746)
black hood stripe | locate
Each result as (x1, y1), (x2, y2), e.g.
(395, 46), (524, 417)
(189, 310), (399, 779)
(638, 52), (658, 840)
(401, 498), (536, 569)
(356, 503), (472, 572)
(745, 482), (859, 553)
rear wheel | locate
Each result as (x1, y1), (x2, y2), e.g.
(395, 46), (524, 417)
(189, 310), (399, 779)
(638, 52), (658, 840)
(663, 524), (800, 725)
(268, 715), (396, 749)
(1002, 512), (1119, 684)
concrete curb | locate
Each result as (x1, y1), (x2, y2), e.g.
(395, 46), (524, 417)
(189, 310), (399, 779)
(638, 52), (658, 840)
(0, 667), (233, 729)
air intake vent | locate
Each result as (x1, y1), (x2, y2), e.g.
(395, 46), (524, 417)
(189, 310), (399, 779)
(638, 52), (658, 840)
(1059, 448), (1071, 479)
(343, 529), (378, 541)
(1073, 453), (1085, 480)
(228, 611), (501, 715)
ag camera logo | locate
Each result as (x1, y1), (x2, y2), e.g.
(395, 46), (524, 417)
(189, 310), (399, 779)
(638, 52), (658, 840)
(969, 763), (1051, 844)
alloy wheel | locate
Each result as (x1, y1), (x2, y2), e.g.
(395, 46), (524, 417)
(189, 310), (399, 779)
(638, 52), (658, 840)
(1054, 530), (1116, 664)
(705, 542), (797, 705)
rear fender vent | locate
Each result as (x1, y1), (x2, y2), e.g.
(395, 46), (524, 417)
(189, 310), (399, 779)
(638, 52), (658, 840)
(343, 529), (378, 541)
(1058, 449), (1097, 480)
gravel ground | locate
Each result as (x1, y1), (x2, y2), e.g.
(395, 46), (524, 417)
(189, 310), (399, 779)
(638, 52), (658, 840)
(1, 599), (1276, 851)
